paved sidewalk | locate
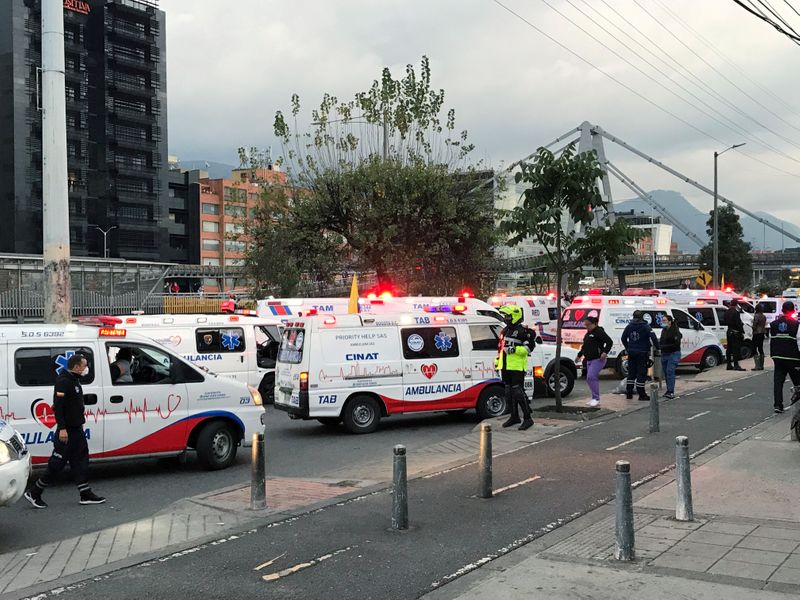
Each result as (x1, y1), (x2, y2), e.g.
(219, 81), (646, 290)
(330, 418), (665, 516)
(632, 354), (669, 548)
(425, 407), (800, 599)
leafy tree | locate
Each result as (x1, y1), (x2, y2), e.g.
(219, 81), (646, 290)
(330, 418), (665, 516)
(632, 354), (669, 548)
(244, 56), (496, 295)
(699, 205), (753, 290)
(501, 144), (642, 411)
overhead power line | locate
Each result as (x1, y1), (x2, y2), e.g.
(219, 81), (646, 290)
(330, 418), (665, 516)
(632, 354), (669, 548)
(731, 0), (800, 44)
(654, 0), (800, 119)
(536, 0), (800, 170)
(567, 0), (800, 154)
(490, 0), (800, 179)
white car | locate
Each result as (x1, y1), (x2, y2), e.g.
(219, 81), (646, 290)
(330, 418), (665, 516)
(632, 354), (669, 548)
(0, 419), (31, 507)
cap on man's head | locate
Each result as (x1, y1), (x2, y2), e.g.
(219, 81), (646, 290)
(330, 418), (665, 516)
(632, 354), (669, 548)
(783, 301), (796, 314)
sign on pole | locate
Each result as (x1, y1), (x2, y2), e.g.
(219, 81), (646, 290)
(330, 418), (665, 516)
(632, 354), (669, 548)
(695, 271), (712, 289)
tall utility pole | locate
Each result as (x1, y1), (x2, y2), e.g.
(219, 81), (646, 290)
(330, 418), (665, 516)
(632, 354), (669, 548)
(42, 0), (72, 323)
(712, 143), (745, 289)
(94, 226), (117, 259)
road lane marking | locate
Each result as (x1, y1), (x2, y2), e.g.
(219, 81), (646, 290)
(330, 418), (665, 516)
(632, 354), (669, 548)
(687, 411), (711, 421)
(706, 396), (719, 400)
(493, 476), (542, 496)
(605, 436), (643, 451)
(261, 546), (354, 582)
(738, 393), (755, 400)
(254, 552), (287, 571)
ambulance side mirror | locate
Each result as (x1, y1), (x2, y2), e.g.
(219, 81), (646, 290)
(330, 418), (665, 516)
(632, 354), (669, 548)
(535, 336), (543, 345)
(169, 360), (179, 384)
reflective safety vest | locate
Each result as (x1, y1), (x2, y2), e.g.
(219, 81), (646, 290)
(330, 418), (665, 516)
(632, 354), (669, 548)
(769, 316), (800, 361)
(495, 324), (536, 372)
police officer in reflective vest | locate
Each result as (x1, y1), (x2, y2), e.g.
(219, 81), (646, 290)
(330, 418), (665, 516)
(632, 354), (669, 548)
(769, 301), (800, 414)
(24, 353), (106, 509)
(496, 305), (536, 431)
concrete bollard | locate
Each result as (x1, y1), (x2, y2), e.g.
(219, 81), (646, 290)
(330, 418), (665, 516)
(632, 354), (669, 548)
(614, 460), (635, 561)
(675, 436), (694, 521)
(250, 432), (267, 510)
(649, 383), (660, 433)
(478, 423), (493, 499)
(392, 444), (408, 530)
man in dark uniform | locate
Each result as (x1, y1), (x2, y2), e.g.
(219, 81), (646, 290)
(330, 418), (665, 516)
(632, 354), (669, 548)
(496, 304), (536, 431)
(24, 353), (106, 508)
(769, 301), (800, 414)
(725, 299), (746, 371)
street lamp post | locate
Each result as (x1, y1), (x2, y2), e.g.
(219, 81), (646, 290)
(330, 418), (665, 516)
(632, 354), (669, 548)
(713, 143), (745, 288)
(651, 215), (657, 289)
(94, 226), (117, 259)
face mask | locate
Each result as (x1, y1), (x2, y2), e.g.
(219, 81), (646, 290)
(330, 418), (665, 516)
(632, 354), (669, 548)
(80, 367), (89, 377)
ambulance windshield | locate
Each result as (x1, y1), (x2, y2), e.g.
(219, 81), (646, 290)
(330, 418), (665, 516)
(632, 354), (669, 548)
(278, 328), (305, 364)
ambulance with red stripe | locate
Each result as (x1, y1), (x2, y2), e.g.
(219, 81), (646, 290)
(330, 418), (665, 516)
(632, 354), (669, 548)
(488, 294), (563, 342)
(273, 306), (580, 433)
(0, 322), (265, 470)
(111, 312), (282, 403)
(257, 294), (500, 319)
(560, 294), (724, 377)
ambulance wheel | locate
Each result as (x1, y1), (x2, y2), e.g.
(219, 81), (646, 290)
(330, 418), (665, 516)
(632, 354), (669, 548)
(545, 366), (575, 397)
(739, 342), (754, 361)
(317, 417), (341, 428)
(699, 348), (722, 371)
(476, 386), (507, 420)
(196, 421), (238, 470)
(258, 373), (275, 405)
(342, 396), (381, 434)
(616, 353), (629, 378)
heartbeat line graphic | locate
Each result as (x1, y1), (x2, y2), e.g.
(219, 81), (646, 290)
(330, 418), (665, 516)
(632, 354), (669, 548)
(83, 394), (183, 424)
(318, 365), (402, 382)
(456, 361), (498, 379)
(0, 408), (25, 421)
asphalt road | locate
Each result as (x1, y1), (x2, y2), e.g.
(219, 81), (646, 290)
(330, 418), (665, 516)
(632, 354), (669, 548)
(0, 368), (699, 554)
(45, 371), (778, 600)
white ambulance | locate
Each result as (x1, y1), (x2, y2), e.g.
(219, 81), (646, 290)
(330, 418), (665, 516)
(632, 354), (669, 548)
(257, 295), (500, 319)
(629, 289), (757, 314)
(1, 322), (265, 470)
(112, 312), (282, 403)
(560, 295), (724, 377)
(488, 294), (563, 342)
(0, 418), (30, 507)
(682, 300), (755, 360)
(273, 308), (579, 434)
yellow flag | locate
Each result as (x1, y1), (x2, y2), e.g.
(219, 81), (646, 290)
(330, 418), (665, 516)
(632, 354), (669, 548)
(348, 274), (359, 314)
(720, 274), (725, 290)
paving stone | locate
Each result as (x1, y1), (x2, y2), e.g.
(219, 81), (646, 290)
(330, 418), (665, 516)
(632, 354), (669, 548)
(769, 565), (800, 585)
(650, 541), (729, 572)
(10, 543), (57, 589)
(709, 558), (778, 581)
(702, 521), (758, 536)
(34, 537), (79, 585)
(84, 528), (117, 570)
(651, 516), (705, 530)
(683, 530), (745, 547)
(752, 526), (800, 541)
(105, 521), (136, 564)
(61, 531), (99, 576)
(782, 554), (800, 569)
(638, 524), (692, 541)
(724, 547), (788, 566)
(737, 535), (800, 553)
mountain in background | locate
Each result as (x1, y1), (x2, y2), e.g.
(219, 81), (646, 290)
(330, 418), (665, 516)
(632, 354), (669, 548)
(614, 189), (800, 252)
(175, 160), (236, 180)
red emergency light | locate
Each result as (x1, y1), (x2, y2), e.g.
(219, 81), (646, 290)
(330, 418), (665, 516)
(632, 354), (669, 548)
(323, 316), (337, 325)
(588, 289), (603, 295)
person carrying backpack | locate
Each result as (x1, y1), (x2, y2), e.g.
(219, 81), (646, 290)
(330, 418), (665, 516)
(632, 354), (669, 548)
(659, 314), (682, 399)
(621, 311), (660, 401)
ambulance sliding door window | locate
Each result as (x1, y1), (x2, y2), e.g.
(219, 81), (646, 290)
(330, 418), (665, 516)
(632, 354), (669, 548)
(671, 309), (696, 330)
(548, 308), (560, 321)
(14, 347), (95, 387)
(195, 328), (246, 354)
(469, 325), (500, 352)
(255, 325), (278, 369)
(401, 327), (459, 360)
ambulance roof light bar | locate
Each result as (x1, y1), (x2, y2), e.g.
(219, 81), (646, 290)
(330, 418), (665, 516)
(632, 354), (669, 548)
(78, 315), (123, 326)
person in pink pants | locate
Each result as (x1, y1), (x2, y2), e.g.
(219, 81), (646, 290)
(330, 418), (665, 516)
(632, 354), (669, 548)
(577, 316), (614, 407)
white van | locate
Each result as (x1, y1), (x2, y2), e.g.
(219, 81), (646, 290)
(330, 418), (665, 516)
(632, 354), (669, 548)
(0, 419), (30, 507)
(488, 294), (562, 342)
(559, 295), (724, 376)
(632, 289), (757, 315)
(113, 313), (282, 402)
(273, 309), (579, 433)
(257, 295), (500, 319)
(682, 301), (755, 360)
(1, 323), (265, 470)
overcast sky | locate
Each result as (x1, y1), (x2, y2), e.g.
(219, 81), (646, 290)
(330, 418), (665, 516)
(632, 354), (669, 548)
(160, 0), (800, 228)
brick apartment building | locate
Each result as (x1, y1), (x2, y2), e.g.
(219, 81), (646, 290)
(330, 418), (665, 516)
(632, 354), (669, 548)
(198, 167), (287, 276)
